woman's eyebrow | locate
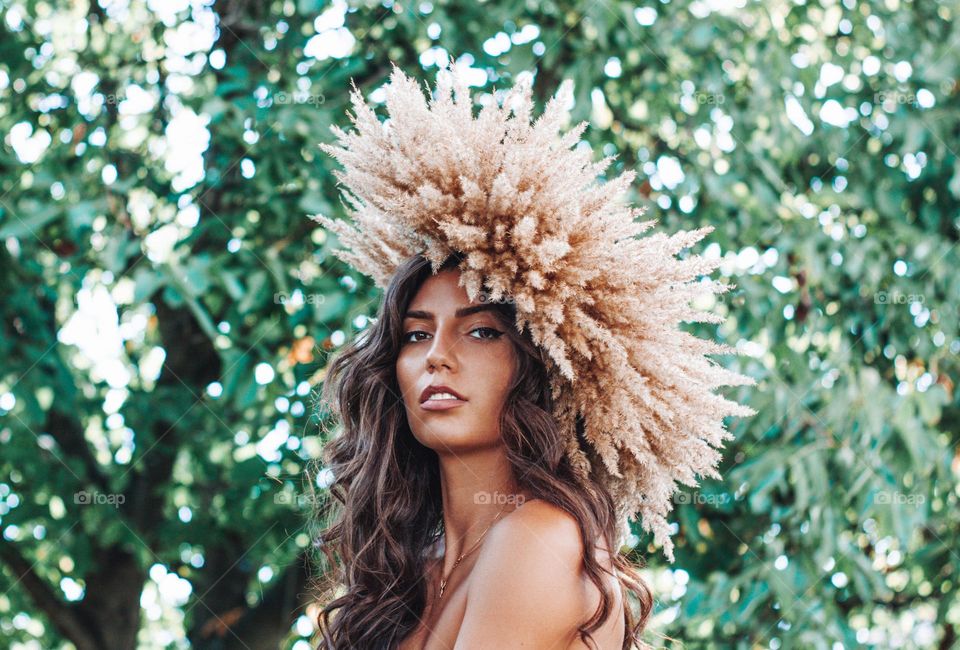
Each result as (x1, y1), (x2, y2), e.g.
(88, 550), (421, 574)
(404, 304), (498, 320)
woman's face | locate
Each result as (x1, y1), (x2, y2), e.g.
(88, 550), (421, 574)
(395, 269), (517, 452)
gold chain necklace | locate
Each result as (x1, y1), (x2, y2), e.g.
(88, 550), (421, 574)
(436, 503), (510, 601)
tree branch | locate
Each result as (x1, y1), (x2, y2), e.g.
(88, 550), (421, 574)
(191, 551), (315, 650)
(0, 538), (99, 650)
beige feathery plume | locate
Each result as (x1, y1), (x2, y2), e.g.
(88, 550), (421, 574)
(312, 59), (756, 563)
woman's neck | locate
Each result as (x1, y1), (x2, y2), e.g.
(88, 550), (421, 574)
(434, 446), (530, 565)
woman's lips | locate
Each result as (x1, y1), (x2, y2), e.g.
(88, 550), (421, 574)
(420, 398), (467, 411)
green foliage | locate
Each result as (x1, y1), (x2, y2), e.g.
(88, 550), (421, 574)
(0, 0), (958, 648)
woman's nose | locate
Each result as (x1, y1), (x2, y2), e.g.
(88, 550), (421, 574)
(425, 327), (457, 371)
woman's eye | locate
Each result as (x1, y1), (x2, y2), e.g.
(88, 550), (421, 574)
(470, 326), (503, 340)
(403, 327), (502, 343)
(403, 330), (430, 343)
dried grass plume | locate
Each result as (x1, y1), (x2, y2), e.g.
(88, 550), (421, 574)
(312, 59), (756, 562)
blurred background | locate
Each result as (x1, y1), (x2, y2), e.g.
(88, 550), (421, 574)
(1, 0), (958, 648)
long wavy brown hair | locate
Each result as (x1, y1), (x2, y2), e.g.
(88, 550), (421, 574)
(307, 252), (654, 649)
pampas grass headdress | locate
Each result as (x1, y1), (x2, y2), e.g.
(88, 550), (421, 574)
(313, 60), (756, 563)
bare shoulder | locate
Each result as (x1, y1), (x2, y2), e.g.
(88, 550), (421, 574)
(452, 500), (593, 649)
(490, 497), (585, 560)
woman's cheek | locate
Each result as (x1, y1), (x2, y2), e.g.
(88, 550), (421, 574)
(481, 348), (515, 417)
(395, 356), (418, 409)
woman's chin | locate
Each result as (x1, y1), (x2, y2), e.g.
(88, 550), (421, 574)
(414, 430), (487, 452)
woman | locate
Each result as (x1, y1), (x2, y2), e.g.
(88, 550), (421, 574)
(312, 251), (650, 648)
(307, 59), (755, 649)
